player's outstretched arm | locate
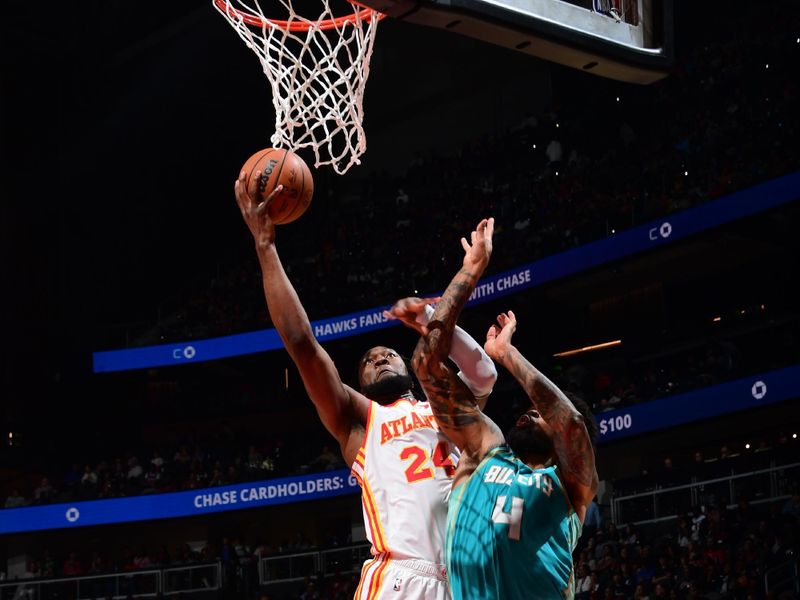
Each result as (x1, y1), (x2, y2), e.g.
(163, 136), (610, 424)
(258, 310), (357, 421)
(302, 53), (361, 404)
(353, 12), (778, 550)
(383, 298), (497, 408)
(235, 171), (366, 461)
(411, 219), (502, 456)
(484, 311), (599, 521)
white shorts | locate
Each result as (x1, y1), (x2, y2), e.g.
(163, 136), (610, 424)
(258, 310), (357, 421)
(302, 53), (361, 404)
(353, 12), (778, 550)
(355, 555), (449, 600)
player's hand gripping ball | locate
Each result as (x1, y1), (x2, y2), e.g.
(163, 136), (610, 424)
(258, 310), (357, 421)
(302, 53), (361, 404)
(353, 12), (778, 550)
(240, 148), (314, 224)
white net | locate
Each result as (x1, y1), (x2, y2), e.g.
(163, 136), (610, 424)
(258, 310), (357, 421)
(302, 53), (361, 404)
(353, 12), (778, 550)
(214, 0), (382, 174)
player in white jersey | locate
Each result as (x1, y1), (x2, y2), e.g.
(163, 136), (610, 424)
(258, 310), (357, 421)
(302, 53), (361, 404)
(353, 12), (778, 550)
(235, 175), (496, 599)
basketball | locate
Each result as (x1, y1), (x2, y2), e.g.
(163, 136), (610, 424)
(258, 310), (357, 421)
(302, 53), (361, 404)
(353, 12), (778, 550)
(241, 148), (314, 224)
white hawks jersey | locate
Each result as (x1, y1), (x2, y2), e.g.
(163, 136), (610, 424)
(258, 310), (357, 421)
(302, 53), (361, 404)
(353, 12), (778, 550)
(350, 398), (460, 564)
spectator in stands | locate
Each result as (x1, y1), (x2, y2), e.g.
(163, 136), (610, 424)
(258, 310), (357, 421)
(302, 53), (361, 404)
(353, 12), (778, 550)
(688, 451), (708, 482)
(774, 431), (795, 466)
(632, 583), (649, 599)
(659, 456), (680, 487)
(782, 489), (800, 520)
(251, 538), (270, 559)
(246, 445), (263, 474)
(33, 477), (55, 504)
(546, 137), (563, 166)
(40, 551), (55, 577)
(305, 445), (345, 472)
(127, 456), (144, 480)
(4, 489), (25, 508)
(623, 524), (639, 547)
(62, 551), (83, 576)
(226, 464), (239, 485)
(88, 552), (105, 574)
(110, 457), (126, 494)
(325, 571), (351, 600)
(596, 544), (617, 575)
(299, 580), (320, 600)
(174, 445), (191, 468)
(153, 545), (171, 566)
(208, 464), (225, 488)
(576, 563), (593, 599)
(677, 518), (692, 548)
(652, 555), (673, 587)
(22, 559), (40, 580)
(150, 450), (165, 469)
(63, 463), (82, 490)
(121, 547), (137, 572)
(81, 464), (98, 498)
(133, 549), (152, 569)
(142, 463), (162, 493)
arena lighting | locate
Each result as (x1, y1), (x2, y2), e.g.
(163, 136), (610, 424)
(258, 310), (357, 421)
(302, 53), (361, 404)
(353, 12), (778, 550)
(553, 339), (622, 358)
(745, 443), (751, 449)
(713, 316), (722, 322)
(616, 96), (620, 102)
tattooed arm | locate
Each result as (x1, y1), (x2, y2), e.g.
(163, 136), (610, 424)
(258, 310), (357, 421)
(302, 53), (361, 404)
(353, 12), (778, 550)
(411, 219), (503, 460)
(484, 310), (599, 521)
(382, 299), (497, 407)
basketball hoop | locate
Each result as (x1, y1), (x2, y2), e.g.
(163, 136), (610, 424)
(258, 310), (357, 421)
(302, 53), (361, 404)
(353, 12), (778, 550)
(213, 0), (385, 175)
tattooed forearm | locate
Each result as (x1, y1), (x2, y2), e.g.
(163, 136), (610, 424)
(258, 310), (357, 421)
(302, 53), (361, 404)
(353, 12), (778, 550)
(411, 263), (484, 431)
(425, 269), (478, 361)
(499, 346), (597, 490)
(412, 334), (480, 429)
(500, 348), (575, 423)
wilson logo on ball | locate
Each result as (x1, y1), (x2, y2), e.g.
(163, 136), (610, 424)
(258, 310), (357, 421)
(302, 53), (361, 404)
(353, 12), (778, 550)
(241, 148), (314, 225)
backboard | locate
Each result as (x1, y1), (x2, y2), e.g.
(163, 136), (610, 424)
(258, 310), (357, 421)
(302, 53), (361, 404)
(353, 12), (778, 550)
(358, 0), (673, 84)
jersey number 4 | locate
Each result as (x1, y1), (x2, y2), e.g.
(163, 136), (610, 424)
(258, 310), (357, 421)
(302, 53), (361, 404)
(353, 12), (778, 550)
(400, 442), (456, 483)
(491, 495), (524, 540)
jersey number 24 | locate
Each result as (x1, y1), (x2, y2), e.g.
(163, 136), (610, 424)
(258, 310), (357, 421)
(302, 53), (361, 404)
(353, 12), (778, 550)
(400, 442), (456, 482)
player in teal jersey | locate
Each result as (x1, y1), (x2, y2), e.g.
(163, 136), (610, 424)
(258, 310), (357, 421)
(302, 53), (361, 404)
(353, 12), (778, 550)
(443, 309), (598, 599)
(387, 218), (598, 600)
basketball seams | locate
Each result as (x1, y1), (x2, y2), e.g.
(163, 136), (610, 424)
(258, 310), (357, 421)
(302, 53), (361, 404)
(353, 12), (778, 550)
(244, 148), (277, 192)
(269, 150), (291, 223)
(285, 153), (307, 223)
(241, 147), (313, 225)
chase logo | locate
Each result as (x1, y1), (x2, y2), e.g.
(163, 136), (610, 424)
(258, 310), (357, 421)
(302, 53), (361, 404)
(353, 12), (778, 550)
(172, 345), (197, 361)
(649, 221), (672, 240)
(65, 507), (80, 523)
(751, 380), (767, 400)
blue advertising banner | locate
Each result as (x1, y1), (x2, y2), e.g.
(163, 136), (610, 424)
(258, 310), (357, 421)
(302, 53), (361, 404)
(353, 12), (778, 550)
(596, 365), (800, 442)
(93, 172), (800, 373)
(2, 367), (797, 534)
(0, 469), (360, 535)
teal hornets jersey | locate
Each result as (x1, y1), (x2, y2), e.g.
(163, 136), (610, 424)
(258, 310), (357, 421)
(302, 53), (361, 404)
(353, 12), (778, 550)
(446, 446), (582, 600)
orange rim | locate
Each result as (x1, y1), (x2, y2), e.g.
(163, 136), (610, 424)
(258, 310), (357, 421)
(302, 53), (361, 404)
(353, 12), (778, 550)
(214, 0), (385, 31)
